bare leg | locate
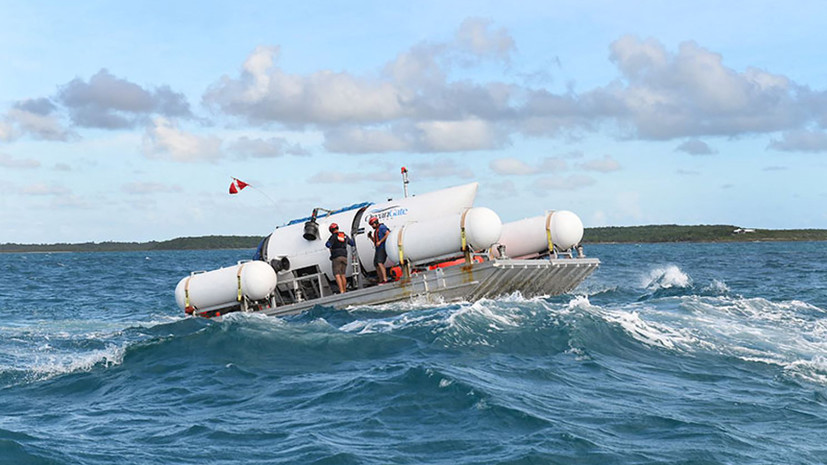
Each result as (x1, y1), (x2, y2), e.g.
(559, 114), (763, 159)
(336, 275), (347, 293)
(377, 263), (387, 283)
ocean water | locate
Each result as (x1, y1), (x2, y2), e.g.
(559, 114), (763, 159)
(1, 242), (826, 464)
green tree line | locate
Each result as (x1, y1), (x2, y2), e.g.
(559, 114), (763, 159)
(0, 235), (262, 253)
(584, 225), (827, 243)
(2, 226), (826, 253)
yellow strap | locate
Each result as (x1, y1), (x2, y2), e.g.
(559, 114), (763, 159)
(460, 208), (470, 251)
(236, 264), (245, 301)
(184, 276), (192, 308)
(396, 227), (406, 265)
(545, 211), (556, 254)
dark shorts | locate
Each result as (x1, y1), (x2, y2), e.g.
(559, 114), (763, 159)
(374, 246), (387, 267)
(331, 256), (348, 275)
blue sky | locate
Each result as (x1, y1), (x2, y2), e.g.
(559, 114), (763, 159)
(2, 0), (826, 243)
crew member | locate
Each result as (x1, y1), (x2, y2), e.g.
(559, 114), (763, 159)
(325, 223), (355, 294)
(367, 216), (390, 283)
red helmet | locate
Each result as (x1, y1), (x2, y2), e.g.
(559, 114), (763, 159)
(329, 223), (338, 232)
(369, 216), (379, 226)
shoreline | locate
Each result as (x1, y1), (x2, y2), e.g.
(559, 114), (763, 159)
(2, 225), (827, 253)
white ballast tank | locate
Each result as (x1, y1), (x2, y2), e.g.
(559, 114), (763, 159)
(491, 210), (584, 259)
(386, 207), (502, 265)
(175, 260), (277, 312)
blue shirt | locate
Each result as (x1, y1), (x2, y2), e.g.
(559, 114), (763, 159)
(374, 224), (390, 249)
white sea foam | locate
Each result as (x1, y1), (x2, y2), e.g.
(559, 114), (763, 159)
(340, 309), (441, 334)
(703, 279), (730, 294)
(601, 309), (700, 350)
(587, 292), (827, 386)
(29, 343), (126, 377)
(0, 315), (194, 386)
(642, 265), (692, 289)
(566, 295), (593, 311)
(446, 299), (522, 330)
(346, 296), (448, 313)
(784, 356), (827, 385)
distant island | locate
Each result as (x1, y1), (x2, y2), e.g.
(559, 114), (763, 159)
(0, 235), (263, 253)
(585, 224), (827, 243)
(1, 225), (826, 253)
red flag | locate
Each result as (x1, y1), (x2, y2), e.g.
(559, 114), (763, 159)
(229, 178), (249, 194)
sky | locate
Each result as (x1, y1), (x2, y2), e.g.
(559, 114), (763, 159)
(1, 0), (826, 244)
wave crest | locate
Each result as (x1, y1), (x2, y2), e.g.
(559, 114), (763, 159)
(643, 265), (692, 290)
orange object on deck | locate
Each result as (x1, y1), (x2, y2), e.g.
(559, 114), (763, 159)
(428, 256), (483, 270)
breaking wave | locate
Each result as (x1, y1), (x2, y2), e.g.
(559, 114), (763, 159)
(4, 289), (827, 390)
(643, 265), (692, 290)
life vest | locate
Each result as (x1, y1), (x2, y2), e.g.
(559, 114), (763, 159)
(328, 232), (349, 259)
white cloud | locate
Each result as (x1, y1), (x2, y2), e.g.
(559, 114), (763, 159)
(0, 121), (14, 141)
(5, 106), (72, 141)
(323, 126), (412, 153)
(455, 18), (515, 60)
(203, 26), (826, 154)
(490, 156), (570, 176)
(599, 35), (812, 139)
(533, 174), (596, 191)
(408, 158), (474, 179)
(57, 69), (191, 129)
(539, 157), (568, 172)
(490, 157), (537, 175)
(58, 21), (822, 160)
(768, 129), (827, 153)
(579, 155), (621, 172)
(122, 182), (183, 194)
(324, 119), (506, 154)
(229, 136), (310, 158)
(488, 180), (517, 197)
(203, 23), (517, 153)
(416, 119), (505, 152)
(205, 45), (405, 125)
(0, 153), (40, 169)
(142, 117), (222, 162)
(22, 183), (71, 196)
(308, 170), (396, 184)
(51, 194), (87, 208)
(675, 139), (715, 155)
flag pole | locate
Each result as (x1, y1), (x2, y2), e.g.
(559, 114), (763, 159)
(229, 177), (278, 207)
(251, 186), (278, 207)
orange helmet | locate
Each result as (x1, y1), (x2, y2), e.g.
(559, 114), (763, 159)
(369, 216), (379, 226)
(329, 223), (338, 232)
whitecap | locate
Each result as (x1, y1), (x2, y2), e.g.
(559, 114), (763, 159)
(445, 299), (522, 331)
(703, 279), (730, 294)
(601, 309), (699, 350)
(784, 356), (827, 385)
(27, 343), (127, 382)
(642, 265), (692, 290)
(340, 309), (441, 335)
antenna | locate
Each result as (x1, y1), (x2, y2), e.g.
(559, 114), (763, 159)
(401, 166), (409, 198)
